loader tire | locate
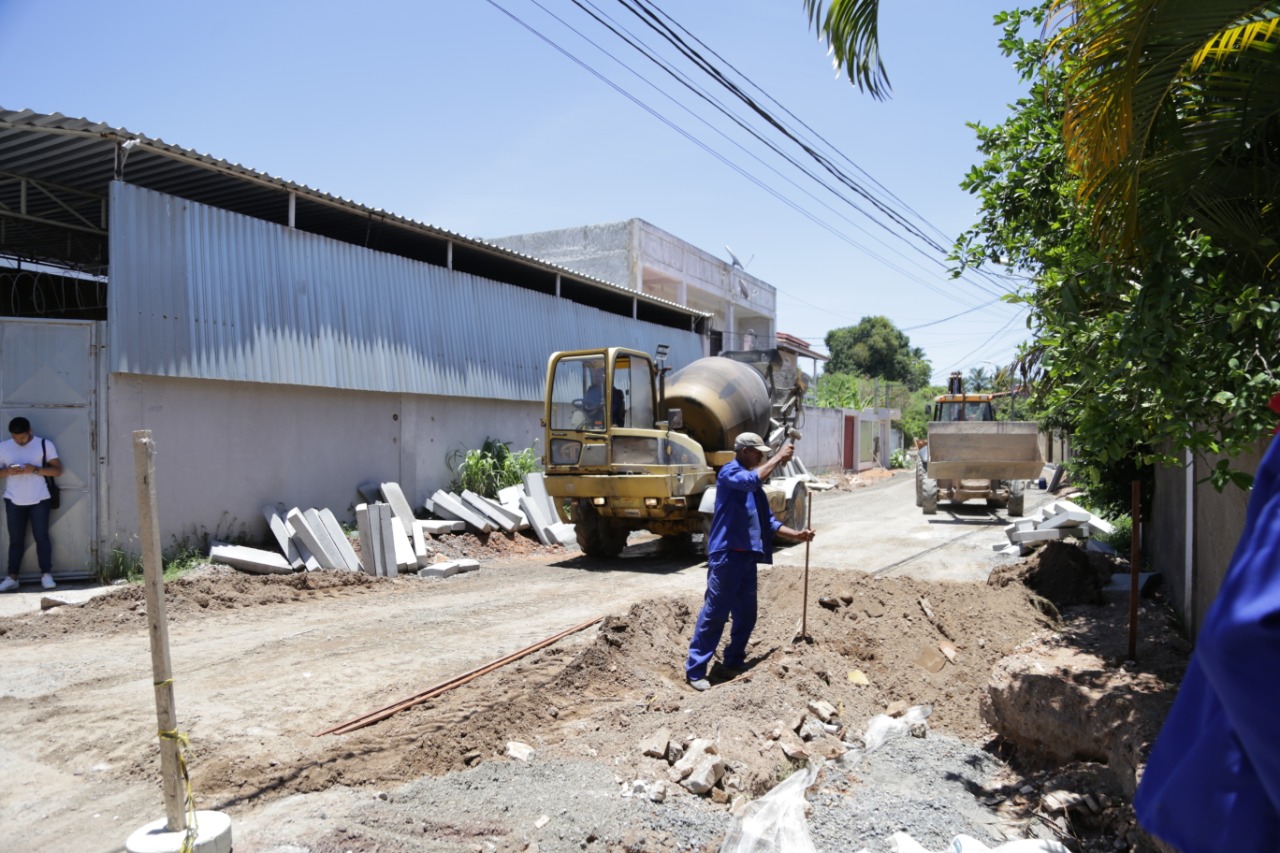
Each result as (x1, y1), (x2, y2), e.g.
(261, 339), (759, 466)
(1007, 480), (1026, 517)
(921, 478), (938, 515)
(572, 502), (629, 558)
(660, 532), (695, 555)
(696, 513), (714, 557)
(915, 463), (925, 507)
(786, 482), (810, 530)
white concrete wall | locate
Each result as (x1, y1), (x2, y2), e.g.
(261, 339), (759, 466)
(106, 374), (542, 552)
(798, 406), (848, 475)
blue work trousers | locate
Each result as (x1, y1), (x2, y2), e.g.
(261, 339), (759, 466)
(6, 498), (51, 577)
(685, 550), (758, 681)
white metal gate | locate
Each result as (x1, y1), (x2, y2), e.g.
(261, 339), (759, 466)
(0, 319), (96, 581)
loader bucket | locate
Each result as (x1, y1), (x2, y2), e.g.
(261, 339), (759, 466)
(924, 421), (1044, 481)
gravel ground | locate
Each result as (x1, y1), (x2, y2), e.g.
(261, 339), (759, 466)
(271, 720), (1016, 853)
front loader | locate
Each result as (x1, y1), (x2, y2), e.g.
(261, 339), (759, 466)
(915, 373), (1043, 516)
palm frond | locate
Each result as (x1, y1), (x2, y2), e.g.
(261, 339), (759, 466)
(1053, 0), (1280, 259)
(802, 0), (891, 99)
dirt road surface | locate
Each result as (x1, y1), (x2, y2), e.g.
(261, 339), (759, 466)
(0, 471), (1178, 853)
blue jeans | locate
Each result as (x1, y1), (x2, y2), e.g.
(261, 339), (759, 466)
(6, 498), (51, 577)
(685, 550), (758, 681)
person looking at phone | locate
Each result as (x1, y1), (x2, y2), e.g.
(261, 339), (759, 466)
(0, 417), (61, 591)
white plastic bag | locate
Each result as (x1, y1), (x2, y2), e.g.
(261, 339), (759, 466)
(862, 704), (932, 753)
(719, 759), (822, 853)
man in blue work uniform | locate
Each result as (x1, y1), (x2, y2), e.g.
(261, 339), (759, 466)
(1134, 411), (1280, 852)
(685, 432), (815, 691)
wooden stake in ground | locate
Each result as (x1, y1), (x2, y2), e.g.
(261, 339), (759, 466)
(1128, 479), (1142, 661)
(133, 430), (186, 832)
(795, 494), (813, 643)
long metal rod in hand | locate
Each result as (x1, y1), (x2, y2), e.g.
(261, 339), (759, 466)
(133, 430), (186, 831)
(801, 495), (812, 639)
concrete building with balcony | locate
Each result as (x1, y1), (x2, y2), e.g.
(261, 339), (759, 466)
(488, 219), (774, 355)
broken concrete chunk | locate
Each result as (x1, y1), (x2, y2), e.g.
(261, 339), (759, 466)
(506, 741), (535, 762)
(777, 730), (810, 760)
(799, 718), (827, 742)
(670, 738), (716, 781)
(680, 750), (725, 795)
(807, 699), (838, 723)
(40, 595), (71, 611)
(1042, 789), (1087, 813)
(639, 727), (671, 759)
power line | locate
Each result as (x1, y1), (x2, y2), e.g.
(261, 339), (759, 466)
(517, 0), (983, 308)
(490, 0), (996, 309)
(489, 0), (1019, 334)
(614, 0), (1016, 301)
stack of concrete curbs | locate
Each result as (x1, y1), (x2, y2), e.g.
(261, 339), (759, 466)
(994, 499), (1116, 557)
(426, 472), (576, 548)
(210, 474), (578, 579)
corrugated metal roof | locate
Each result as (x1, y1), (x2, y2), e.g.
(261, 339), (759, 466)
(0, 107), (708, 327)
(109, 182), (705, 399)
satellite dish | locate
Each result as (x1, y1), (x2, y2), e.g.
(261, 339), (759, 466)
(725, 245), (744, 269)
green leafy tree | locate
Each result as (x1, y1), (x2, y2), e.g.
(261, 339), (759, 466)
(965, 367), (992, 393)
(896, 385), (942, 445)
(955, 4), (1280, 508)
(824, 316), (931, 390)
(808, 0), (1280, 503)
(815, 371), (874, 409)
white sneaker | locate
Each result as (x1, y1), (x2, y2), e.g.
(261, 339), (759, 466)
(41, 574), (56, 590)
(0, 576), (18, 593)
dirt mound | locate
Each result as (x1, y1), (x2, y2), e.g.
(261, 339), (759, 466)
(431, 529), (570, 561)
(0, 565), (387, 640)
(190, 567), (1055, 810)
(988, 541), (1111, 608)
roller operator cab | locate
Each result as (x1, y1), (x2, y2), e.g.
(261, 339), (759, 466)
(541, 347), (809, 558)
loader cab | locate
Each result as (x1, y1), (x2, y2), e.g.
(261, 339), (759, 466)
(931, 371), (995, 422)
(932, 396), (996, 423)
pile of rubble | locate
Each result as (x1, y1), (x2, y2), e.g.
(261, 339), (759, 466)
(209, 473), (576, 578)
(995, 499), (1116, 557)
(616, 700), (933, 812)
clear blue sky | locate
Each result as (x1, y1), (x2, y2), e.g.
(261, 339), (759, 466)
(1, 0), (1031, 384)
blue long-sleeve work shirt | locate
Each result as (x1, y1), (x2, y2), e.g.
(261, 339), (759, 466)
(1134, 434), (1280, 851)
(705, 459), (782, 562)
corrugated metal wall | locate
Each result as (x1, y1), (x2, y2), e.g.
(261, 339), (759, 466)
(108, 182), (704, 400)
